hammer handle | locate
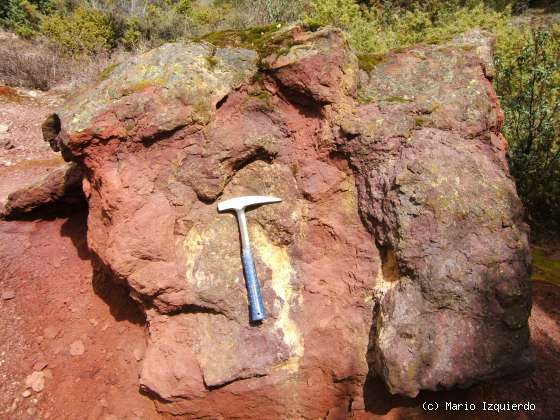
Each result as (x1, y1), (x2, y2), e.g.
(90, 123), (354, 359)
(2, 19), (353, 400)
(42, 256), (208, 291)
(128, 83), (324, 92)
(242, 247), (267, 322)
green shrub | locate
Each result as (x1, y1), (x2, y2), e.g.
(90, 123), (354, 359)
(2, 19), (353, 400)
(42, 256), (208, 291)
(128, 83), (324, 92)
(1, 0), (46, 37)
(494, 26), (560, 234)
(304, 0), (510, 54)
(122, 16), (142, 50)
(40, 6), (115, 55)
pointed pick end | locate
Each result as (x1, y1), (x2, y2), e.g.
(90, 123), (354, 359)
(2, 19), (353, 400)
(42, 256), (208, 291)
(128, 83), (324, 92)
(217, 195), (282, 212)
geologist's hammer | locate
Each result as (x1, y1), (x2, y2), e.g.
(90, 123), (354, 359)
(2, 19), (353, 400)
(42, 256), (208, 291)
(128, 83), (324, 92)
(217, 195), (282, 322)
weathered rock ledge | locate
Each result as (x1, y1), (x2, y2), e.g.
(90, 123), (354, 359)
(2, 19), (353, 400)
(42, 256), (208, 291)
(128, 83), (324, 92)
(43, 25), (532, 417)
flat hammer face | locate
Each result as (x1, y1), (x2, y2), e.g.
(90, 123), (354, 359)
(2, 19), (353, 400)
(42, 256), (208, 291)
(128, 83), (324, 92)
(217, 195), (282, 322)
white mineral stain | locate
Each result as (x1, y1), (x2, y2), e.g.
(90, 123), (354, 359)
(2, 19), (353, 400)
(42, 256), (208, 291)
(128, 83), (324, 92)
(183, 228), (208, 288)
(251, 226), (304, 371)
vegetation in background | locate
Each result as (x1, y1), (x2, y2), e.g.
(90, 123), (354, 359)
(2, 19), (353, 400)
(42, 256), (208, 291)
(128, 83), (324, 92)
(0, 1), (539, 55)
(0, 0), (558, 235)
(40, 6), (115, 55)
(495, 25), (560, 235)
(304, 0), (512, 53)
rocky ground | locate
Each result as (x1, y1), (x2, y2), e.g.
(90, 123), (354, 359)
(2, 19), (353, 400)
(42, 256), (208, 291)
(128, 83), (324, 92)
(0, 86), (82, 219)
(0, 210), (558, 419)
(0, 86), (158, 419)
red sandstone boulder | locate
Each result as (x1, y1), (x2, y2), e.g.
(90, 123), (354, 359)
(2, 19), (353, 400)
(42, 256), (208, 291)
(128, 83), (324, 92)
(45, 26), (532, 416)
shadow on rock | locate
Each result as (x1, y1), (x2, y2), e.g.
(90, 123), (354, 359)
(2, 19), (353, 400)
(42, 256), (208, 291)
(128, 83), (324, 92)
(57, 207), (146, 327)
(92, 256), (146, 326)
(59, 208), (90, 261)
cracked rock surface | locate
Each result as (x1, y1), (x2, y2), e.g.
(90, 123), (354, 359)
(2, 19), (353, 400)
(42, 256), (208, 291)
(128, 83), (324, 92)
(45, 25), (532, 416)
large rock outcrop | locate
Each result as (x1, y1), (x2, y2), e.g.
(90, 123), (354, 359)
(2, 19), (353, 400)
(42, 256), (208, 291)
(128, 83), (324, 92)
(44, 26), (532, 416)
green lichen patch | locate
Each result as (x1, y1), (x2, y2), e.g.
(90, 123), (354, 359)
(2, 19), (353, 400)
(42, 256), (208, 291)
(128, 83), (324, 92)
(357, 53), (387, 72)
(357, 89), (376, 104)
(205, 55), (219, 69)
(194, 24), (282, 57)
(248, 89), (272, 101)
(532, 247), (560, 287)
(120, 79), (164, 96)
(383, 96), (414, 104)
(99, 62), (120, 80)
(414, 116), (429, 127)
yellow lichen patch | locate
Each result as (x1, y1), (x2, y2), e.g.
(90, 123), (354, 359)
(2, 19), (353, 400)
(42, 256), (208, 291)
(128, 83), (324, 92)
(251, 226), (304, 371)
(338, 177), (357, 215)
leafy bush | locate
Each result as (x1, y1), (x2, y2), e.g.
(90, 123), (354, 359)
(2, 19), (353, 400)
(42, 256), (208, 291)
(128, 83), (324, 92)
(40, 6), (115, 55)
(305, 0), (509, 54)
(1, 0), (47, 37)
(495, 25), (560, 233)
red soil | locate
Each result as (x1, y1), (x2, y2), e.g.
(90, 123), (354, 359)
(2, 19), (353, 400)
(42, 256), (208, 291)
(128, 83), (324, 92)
(1, 211), (559, 419)
(0, 212), (158, 419)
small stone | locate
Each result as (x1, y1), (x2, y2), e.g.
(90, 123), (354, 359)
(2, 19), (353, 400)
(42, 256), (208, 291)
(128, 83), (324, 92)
(1, 290), (15, 300)
(25, 371), (45, 392)
(0, 123), (9, 133)
(132, 347), (143, 362)
(33, 361), (48, 371)
(89, 318), (98, 326)
(22, 389), (31, 398)
(44, 327), (58, 339)
(26, 407), (36, 416)
(69, 340), (85, 356)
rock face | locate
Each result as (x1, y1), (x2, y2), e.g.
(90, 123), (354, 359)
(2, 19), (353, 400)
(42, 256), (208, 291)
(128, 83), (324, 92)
(0, 161), (82, 218)
(45, 26), (532, 416)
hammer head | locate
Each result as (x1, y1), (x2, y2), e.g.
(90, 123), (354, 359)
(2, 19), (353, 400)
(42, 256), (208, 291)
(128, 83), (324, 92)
(217, 195), (282, 213)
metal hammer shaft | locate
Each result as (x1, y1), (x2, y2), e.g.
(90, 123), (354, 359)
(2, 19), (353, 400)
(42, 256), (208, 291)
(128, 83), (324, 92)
(235, 210), (267, 321)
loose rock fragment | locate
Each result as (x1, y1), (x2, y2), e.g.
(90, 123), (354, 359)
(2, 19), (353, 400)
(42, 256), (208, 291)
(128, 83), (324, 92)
(25, 371), (45, 392)
(1, 290), (15, 300)
(43, 327), (59, 339)
(33, 361), (48, 371)
(69, 340), (85, 356)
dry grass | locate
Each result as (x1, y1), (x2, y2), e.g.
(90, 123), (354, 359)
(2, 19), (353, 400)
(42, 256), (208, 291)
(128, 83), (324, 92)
(0, 31), (118, 91)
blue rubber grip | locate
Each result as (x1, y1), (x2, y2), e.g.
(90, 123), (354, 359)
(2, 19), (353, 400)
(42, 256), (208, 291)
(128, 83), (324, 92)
(241, 248), (267, 322)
